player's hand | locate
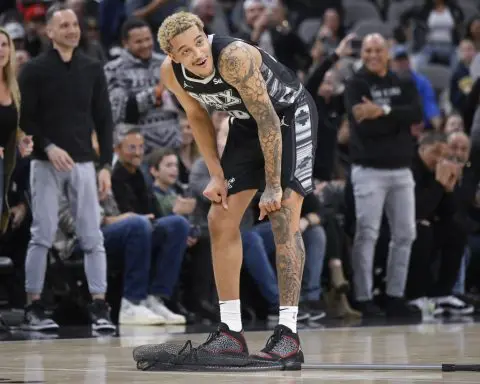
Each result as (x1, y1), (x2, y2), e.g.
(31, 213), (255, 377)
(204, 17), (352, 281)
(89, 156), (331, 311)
(203, 175), (228, 210)
(46, 145), (75, 172)
(258, 185), (282, 220)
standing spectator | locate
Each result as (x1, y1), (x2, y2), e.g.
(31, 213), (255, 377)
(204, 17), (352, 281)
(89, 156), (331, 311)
(104, 18), (180, 154)
(345, 34), (422, 318)
(190, 0), (230, 35)
(450, 39), (476, 112)
(18, 4), (115, 331)
(0, 28), (33, 227)
(316, 8), (345, 55)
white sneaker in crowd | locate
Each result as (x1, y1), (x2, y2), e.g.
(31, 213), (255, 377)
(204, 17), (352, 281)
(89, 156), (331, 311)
(145, 295), (186, 325)
(119, 298), (166, 325)
(432, 296), (474, 316)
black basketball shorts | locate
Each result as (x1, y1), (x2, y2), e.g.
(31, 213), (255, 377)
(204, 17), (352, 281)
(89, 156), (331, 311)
(220, 91), (318, 197)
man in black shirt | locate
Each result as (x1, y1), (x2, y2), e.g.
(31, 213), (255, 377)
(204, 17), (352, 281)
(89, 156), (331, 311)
(111, 128), (191, 323)
(18, 3), (115, 332)
(344, 33), (423, 318)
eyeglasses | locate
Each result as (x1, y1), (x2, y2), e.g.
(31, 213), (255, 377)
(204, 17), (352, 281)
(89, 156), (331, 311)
(125, 144), (144, 153)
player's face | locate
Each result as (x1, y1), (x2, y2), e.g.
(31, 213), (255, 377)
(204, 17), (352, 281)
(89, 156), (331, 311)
(169, 26), (214, 78)
(46, 9), (81, 49)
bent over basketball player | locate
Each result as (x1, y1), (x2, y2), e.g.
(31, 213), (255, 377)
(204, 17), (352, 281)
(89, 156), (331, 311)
(133, 11), (318, 371)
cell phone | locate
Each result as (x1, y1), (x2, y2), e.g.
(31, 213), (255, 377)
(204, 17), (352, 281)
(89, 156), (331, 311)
(351, 38), (362, 52)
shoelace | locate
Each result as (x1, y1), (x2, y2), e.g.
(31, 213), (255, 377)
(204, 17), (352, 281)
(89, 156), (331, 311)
(261, 329), (283, 353)
(175, 329), (222, 364)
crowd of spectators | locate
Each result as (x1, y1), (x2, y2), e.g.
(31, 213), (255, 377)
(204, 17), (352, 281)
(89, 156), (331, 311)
(0, 0), (480, 330)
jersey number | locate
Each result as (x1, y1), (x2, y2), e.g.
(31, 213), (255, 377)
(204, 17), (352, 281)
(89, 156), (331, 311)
(227, 110), (250, 120)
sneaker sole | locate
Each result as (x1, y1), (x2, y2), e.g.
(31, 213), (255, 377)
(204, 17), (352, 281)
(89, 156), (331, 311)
(20, 324), (59, 331)
(119, 318), (166, 326)
(136, 359), (302, 372)
(92, 324), (117, 331)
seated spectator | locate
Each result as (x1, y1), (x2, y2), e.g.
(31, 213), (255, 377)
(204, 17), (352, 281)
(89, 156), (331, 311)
(444, 113), (464, 134)
(316, 8), (345, 55)
(315, 179), (361, 318)
(148, 147), (197, 219)
(391, 46), (442, 131)
(406, 132), (474, 316)
(177, 112), (201, 185)
(401, 0), (463, 67)
(112, 127), (190, 322)
(449, 39), (476, 112)
(235, 0), (311, 75)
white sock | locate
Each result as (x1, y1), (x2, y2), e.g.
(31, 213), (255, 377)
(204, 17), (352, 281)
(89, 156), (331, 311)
(279, 306), (298, 333)
(219, 299), (242, 332)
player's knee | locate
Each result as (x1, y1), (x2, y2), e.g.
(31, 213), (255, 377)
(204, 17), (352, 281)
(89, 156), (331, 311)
(208, 205), (236, 236)
(280, 188), (303, 209)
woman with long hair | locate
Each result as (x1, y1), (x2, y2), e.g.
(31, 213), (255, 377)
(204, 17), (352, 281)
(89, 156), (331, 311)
(0, 28), (33, 235)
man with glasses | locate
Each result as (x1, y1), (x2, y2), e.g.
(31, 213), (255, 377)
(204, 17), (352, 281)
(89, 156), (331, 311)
(111, 128), (190, 323)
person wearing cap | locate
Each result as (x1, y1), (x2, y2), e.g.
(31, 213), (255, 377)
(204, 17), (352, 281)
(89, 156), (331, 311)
(391, 45), (442, 131)
(3, 22), (26, 50)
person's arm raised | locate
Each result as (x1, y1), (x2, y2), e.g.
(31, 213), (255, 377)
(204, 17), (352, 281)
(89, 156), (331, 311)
(161, 59), (223, 178)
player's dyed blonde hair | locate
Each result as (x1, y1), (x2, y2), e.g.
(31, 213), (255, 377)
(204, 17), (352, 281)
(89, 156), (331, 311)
(157, 11), (205, 54)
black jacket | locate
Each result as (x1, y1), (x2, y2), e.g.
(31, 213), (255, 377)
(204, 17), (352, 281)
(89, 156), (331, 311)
(18, 48), (113, 168)
(411, 152), (452, 220)
(111, 162), (160, 217)
(344, 67), (422, 169)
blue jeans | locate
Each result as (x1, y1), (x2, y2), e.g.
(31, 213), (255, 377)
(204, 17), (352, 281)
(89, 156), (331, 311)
(102, 214), (189, 301)
(453, 235), (480, 295)
(241, 230), (278, 307)
(253, 221), (327, 302)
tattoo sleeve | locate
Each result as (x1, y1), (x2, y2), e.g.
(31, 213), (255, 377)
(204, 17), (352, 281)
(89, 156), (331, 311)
(218, 42), (282, 188)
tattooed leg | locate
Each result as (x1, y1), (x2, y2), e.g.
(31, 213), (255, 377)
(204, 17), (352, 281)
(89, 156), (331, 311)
(269, 188), (305, 306)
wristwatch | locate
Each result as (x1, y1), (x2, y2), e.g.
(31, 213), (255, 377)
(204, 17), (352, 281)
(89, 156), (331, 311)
(382, 105), (392, 115)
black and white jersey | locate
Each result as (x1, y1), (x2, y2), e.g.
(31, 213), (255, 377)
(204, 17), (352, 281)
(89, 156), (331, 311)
(172, 34), (305, 129)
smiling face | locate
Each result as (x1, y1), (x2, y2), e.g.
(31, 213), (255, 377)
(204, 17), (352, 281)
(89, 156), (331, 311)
(0, 32), (11, 70)
(361, 34), (389, 75)
(168, 25), (214, 78)
(46, 9), (81, 49)
(124, 26), (153, 61)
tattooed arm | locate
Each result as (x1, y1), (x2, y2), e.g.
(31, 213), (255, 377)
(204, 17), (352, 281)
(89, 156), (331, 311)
(218, 41), (282, 190)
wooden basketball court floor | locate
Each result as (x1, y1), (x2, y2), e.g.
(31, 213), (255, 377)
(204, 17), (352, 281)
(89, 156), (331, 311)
(0, 322), (479, 383)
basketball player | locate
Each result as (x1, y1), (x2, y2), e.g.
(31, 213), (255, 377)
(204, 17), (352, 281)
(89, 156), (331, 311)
(134, 11), (317, 370)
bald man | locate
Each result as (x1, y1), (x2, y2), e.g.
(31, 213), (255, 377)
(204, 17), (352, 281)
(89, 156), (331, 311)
(344, 34), (423, 318)
(448, 131), (471, 167)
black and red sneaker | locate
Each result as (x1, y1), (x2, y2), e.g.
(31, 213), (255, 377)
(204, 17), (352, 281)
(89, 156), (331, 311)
(249, 325), (304, 370)
(133, 323), (250, 371)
